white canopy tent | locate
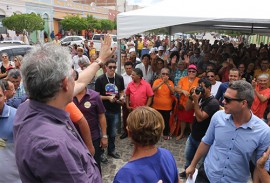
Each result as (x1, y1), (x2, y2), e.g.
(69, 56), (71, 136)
(117, 0), (270, 39)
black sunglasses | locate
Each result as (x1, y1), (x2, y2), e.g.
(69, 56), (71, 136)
(108, 66), (117, 70)
(223, 96), (244, 103)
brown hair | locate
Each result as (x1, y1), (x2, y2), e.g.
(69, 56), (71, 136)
(127, 106), (164, 146)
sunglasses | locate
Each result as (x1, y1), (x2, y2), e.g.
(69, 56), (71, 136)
(188, 70), (196, 73)
(223, 96), (244, 103)
(207, 75), (215, 78)
(108, 66), (117, 70)
(162, 73), (169, 76)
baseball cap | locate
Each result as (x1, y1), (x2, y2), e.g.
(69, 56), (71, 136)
(188, 64), (197, 71)
(129, 48), (136, 53)
(158, 46), (164, 51)
(149, 47), (157, 54)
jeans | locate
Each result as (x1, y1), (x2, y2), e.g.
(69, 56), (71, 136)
(184, 134), (201, 169)
(92, 138), (102, 174)
(105, 111), (120, 154)
(157, 110), (171, 136)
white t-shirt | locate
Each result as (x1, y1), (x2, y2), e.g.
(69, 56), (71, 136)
(72, 55), (90, 72)
(211, 81), (222, 97)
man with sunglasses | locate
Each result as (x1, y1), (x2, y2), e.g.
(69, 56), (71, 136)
(215, 68), (240, 106)
(179, 78), (219, 179)
(95, 59), (125, 160)
(186, 80), (270, 183)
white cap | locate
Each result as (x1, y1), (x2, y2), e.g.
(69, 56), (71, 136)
(149, 47), (157, 54)
(170, 47), (178, 52)
(158, 46), (164, 51)
(129, 47), (136, 53)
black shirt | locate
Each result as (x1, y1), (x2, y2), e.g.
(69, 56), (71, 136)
(191, 96), (220, 141)
(95, 73), (124, 113)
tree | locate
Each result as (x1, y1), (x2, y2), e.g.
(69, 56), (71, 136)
(2, 13), (44, 33)
(60, 15), (88, 34)
(86, 15), (101, 31)
(100, 19), (114, 32)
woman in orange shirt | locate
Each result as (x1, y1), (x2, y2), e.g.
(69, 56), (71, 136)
(152, 68), (175, 140)
(175, 64), (199, 140)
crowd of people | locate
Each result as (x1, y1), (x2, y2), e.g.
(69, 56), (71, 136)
(0, 33), (270, 183)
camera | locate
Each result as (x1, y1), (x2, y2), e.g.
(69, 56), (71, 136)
(195, 86), (205, 95)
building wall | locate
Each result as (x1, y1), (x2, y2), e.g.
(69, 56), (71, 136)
(53, 0), (111, 35)
(0, 0), (25, 36)
(25, 0), (54, 43)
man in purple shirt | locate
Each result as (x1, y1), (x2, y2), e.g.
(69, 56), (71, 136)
(74, 88), (108, 172)
(13, 35), (114, 182)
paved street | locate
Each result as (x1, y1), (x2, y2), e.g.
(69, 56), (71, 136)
(101, 135), (186, 183)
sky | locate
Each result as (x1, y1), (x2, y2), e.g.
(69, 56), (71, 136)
(126, 0), (163, 7)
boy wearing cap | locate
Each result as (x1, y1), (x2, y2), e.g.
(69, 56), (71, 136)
(157, 46), (165, 59)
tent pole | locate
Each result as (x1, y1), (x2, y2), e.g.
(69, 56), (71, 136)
(117, 39), (121, 75)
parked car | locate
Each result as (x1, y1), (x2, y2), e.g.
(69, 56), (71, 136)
(92, 34), (117, 51)
(60, 36), (85, 46)
(0, 40), (25, 44)
(0, 43), (32, 60)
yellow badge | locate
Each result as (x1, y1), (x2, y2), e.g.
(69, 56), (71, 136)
(84, 101), (91, 108)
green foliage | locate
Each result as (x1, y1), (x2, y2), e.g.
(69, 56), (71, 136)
(100, 19), (114, 31)
(61, 15), (88, 32)
(2, 13), (44, 33)
(113, 20), (117, 30)
(86, 15), (101, 30)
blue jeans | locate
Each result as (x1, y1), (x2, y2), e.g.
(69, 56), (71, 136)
(105, 111), (120, 154)
(184, 135), (201, 169)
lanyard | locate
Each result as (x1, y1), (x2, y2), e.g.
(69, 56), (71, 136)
(106, 73), (115, 85)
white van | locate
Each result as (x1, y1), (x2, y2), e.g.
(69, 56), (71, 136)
(92, 34), (117, 51)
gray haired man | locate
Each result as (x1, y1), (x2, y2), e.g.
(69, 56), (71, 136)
(13, 35), (114, 182)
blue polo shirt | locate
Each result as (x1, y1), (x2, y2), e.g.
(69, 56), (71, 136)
(0, 104), (17, 142)
(202, 110), (270, 183)
(0, 104), (21, 183)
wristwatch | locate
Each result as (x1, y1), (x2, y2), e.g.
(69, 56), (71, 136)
(94, 59), (104, 68)
(102, 135), (108, 139)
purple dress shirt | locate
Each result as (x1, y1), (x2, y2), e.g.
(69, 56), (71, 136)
(13, 100), (102, 183)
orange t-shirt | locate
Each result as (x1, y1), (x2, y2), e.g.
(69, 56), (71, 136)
(251, 87), (270, 118)
(178, 76), (199, 108)
(65, 102), (83, 123)
(152, 79), (174, 110)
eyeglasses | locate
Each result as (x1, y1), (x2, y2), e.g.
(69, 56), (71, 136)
(162, 73), (169, 76)
(223, 96), (244, 103)
(2, 56), (7, 58)
(207, 75), (215, 78)
(108, 66), (117, 70)
(188, 70), (196, 73)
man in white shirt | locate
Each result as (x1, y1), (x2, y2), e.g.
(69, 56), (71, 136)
(72, 47), (90, 72)
(206, 70), (221, 97)
(135, 54), (153, 83)
(120, 62), (133, 139)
